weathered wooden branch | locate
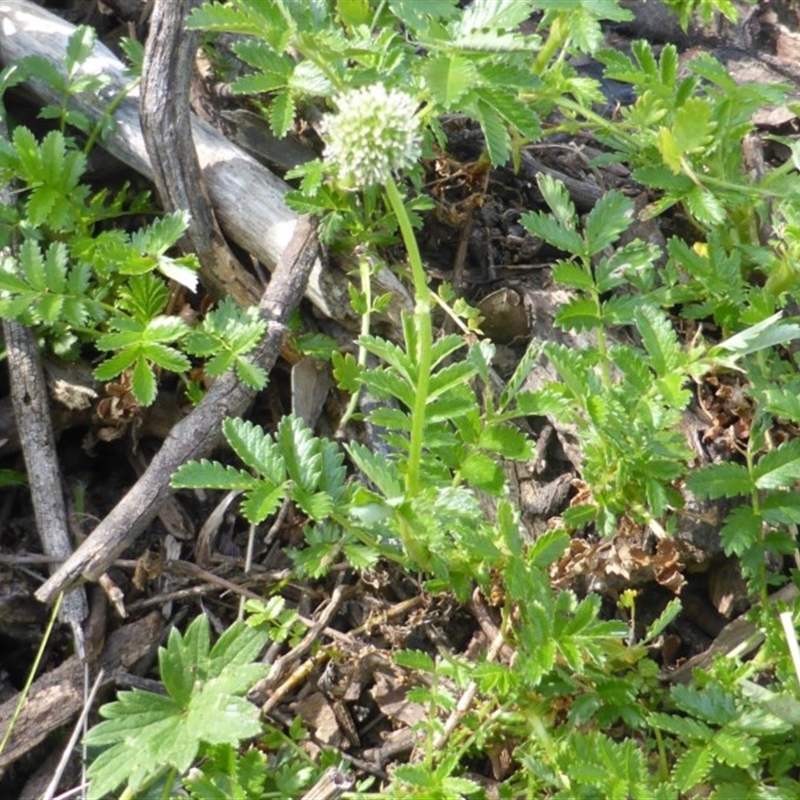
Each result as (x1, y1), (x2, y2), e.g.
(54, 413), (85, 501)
(0, 0), (411, 325)
(140, 0), (261, 306)
(0, 112), (87, 651)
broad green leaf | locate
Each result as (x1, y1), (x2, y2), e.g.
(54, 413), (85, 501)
(424, 54), (476, 107)
(719, 504), (762, 557)
(685, 462), (751, 499)
(139, 314), (189, 342)
(231, 39), (291, 87)
(761, 491), (800, 524)
(394, 648), (436, 672)
(160, 618), (209, 706)
(231, 72), (290, 95)
(93, 348), (139, 381)
(659, 43), (678, 88)
(460, 451), (505, 494)
(753, 439), (800, 489)
(479, 88), (541, 140)
(528, 527), (569, 568)
(359, 334), (415, 382)
(142, 342), (191, 373)
(222, 417), (285, 482)
(536, 173), (577, 231)
(715, 312), (800, 358)
(171, 461), (257, 491)
(269, 91), (295, 137)
(336, 0), (370, 27)
(131, 356), (157, 405)
(86, 614), (270, 798)
(286, 60), (330, 96)
(634, 304), (680, 377)
(387, 0), (459, 31)
(37, 294), (63, 324)
(583, 190), (633, 255)
(278, 414), (322, 492)
(673, 97), (715, 154)
(367, 405), (412, 431)
(458, 0), (534, 33)
(65, 25), (97, 73)
(643, 598), (682, 644)
(520, 211), (584, 256)
(425, 392), (477, 422)
(20, 238), (46, 291)
(317, 438), (348, 503)
(648, 712), (712, 740)
(43, 241), (68, 293)
(551, 261), (594, 292)
(186, 2), (285, 43)
(657, 127), (682, 174)
(361, 367), (415, 408)
(672, 747), (711, 793)
(474, 98), (509, 166)
(478, 424), (532, 459)
(707, 729), (759, 768)
(427, 360), (477, 400)
(684, 186), (726, 227)
(157, 254), (199, 292)
(242, 481), (287, 524)
(26, 185), (59, 227)
(554, 296), (602, 332)
(204, 350), (236, 377)
(234, 357), (268, 389)
(131, 211), (190, 256)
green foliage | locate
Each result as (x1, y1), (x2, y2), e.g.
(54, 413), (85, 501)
(593, 37), (791, 249)
(84, 615), (269, 799)
(94, 314), (191, 405)
(185, 297), (268, 389)
(0, 27), (277, 405)
(687, 437), (800, 596)
(520, 175), (699, 528)
(662, 0), (753, 29)
(14, 5), (800, 800)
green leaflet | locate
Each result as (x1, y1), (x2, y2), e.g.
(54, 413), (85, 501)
(85, 616), (268, 799)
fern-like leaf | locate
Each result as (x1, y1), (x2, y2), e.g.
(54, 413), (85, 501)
(170, 460), (257, 492)
(753, 439), (800, 490)
(685, 462), (751, 499)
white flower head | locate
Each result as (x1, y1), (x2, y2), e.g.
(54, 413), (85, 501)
(323, 84), (422, 190)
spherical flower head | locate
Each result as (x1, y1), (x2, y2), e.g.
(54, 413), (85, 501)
(323, 84), (422, 190)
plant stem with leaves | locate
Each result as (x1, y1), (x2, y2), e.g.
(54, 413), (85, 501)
(385, 176), (432, 498)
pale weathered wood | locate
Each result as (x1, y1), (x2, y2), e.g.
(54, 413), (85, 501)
(140, 0), (260, 307)
(0, 0), (411, 325)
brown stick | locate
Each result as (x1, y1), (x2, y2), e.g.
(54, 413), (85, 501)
(35, 218), (319, 603)
(0, 111), (87, 649)
(140, 0), (260, 306)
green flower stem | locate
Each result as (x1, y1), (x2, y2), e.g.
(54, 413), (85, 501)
(0, 593), (62, 760)
(385, 176), (432, 498)
(339, 249), (374, 428)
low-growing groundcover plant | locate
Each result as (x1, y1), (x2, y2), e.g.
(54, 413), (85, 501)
(3, 0), (800, 798)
